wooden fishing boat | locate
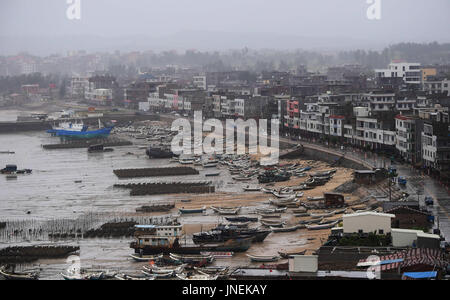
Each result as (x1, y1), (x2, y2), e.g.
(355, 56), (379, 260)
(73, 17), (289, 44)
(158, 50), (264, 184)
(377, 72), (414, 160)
(270, 225), (299, 233)
(294, 213), (310, 217)
(306, 220), (340, 230)
(0, 267), (39, 280)
(61, 271), (104, 280)
(310, 211), (335, 219)
(211, 206), (241, 215)
(142, 270), (174, 279)
(225, 216), (258, 223)
(179, 206), (206, 214)
(307, 196), (325, 201)
(278, 250), (307, 259)
(169, 253), (214, 264)
(334, 208), (347, 215)
(176, 271), (218, 280)
(200, 252), (234, 258)
(272, 193), (296, 200)
(262, 188), (275, 194)
(194, 266), (229, 275)
(246, 254), (280, 263)
(258, 213), (281, 219)
(205, 172), (221, 177)
(260, 220), (285, 227)
(227, 221), (250, 228)
(130, 253), (163, 262)
(115, 274), (154, 281)
(292, 207), (308, 214)
(143, 264), (186, 275)
(233, 176), (253, 181)
(243, 185), (262, 192)
(257, 207), (287, 214)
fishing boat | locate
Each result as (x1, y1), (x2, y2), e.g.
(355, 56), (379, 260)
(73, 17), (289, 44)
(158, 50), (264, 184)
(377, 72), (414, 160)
(129, 253), (163, 262)
(1, 165), (32, 175)
(147, 146), (175, 159)
(262, 188), (276, 194)
(194, 266), (229, 275)
(243, 185), (262, 192)
(61, 271), (104, 280)
(246, 254), (280, 263)
(258, 213), (281, 219)
(141, 270), (174, 279)
(169, 253), (214, 265)
(260, 220), (285, 227)
(210, 206), (241, 215)
(278, 250), (307, 259)
(176, 272), (218, 281)
(271, 193), (296, 200)
(225, 216), (258, 223)
(306, 220), (340, 230)
(227, 221), (250, 228)
(47, 121), (87, 135)
(0, 267), (39, 280)
(179, 206), (206, 214)
(270, 225), (300, 233)
(310, 211), (335, 219)
(203, 162), (218, 168)
(256, 207), (286, 214)
(115, 274), (154, 281)
(53, 123), (113, 139)
(143, 264), (186, 275)
(193, 225), (270, 244)
(233, 176), (253, 182)
(294, 213), (310, 217)
(205, 172), (221, 177)
(200, 252), (234, 258)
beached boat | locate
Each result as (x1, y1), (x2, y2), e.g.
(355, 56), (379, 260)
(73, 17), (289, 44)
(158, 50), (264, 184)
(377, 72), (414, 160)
(306, 220), (340, 230)
(0, 267), (39, 280)
(54, 126), (113, 140)
(246, 254), (280, 263)
(258, 213), (281, 219)
(199, 252), (233, 258)
(310, 211), (335, 219)
(243, 185), (262, 192)
(193, 225), (269, 244)
(294, 213), (310, 217)
(270, 225), (300, 233)
(143, 264), (186, 275)
(179, 206), (206, 214)
(176, 272), (218, 281)
(205, 172), (221, 177)
(211, 206), (241, 215)
(225, 216), (258, 223)
(129, 253), (163, 262)
(169, 253), (214, 264)
(142, 270), (174, 279)
(88, 144), (114, 153)
(256, 207), (286, 214)
(61, 271), (104, 280)
(115, 274), (154, 281)
(233, 176), (253, 182)
(278, 250), (307, 259)
(260, 220), (285, 227)
(194, 266), (229, 275)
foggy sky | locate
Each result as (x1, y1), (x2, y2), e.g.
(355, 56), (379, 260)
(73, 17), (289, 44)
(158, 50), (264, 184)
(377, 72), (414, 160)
(1, 0), (449, 55)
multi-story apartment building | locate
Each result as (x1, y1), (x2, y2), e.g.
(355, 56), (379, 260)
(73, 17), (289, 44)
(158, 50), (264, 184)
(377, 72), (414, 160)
(395, 115), (423, 164)
(375, 61), (422, 86)
(423, 79), (450, 96)
(69, 77), (89, 99)
(422, 120), (450, 181)
(363, 91), (396, 112)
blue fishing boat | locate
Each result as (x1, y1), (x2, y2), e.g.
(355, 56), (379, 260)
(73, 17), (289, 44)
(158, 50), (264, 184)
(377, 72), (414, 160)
(54, 126), (114, 139)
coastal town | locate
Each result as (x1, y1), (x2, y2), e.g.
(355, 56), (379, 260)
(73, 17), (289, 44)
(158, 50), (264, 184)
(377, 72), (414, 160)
(0, 0), (449, 284)
(0, 50), (449, 281)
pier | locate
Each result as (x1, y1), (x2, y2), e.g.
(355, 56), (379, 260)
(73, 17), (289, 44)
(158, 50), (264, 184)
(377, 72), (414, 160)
(113, 167), (199, 179)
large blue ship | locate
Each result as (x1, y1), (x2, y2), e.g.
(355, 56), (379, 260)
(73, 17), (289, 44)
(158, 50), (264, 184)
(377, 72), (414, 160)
(52, 126), (114, 139)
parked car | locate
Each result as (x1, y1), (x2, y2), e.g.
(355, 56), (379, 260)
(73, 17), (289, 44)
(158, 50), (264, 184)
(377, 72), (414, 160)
(425, 196), (434, 206)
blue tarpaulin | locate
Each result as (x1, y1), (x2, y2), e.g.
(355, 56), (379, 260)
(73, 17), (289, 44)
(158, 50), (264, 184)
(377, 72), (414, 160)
(403, 271), (437, 279)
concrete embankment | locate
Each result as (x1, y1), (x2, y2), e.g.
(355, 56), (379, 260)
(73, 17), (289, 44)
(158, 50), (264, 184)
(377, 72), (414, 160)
(115, 182), (215, 196)
(280, 142), (374, 170)
(113, 167), (199, 179)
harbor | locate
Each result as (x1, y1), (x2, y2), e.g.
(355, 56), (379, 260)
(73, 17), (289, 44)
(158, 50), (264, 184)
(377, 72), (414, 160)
(0, 109), (449, 280)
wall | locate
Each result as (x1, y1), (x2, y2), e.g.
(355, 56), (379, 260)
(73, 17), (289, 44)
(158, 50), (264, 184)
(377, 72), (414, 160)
(343, 215), (393, 234)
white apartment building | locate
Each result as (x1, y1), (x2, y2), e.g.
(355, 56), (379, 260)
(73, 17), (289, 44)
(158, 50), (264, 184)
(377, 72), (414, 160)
(423, 79), (450, 96)
(84, 88), (112, 105)
(355, 117), (396, 149)
(422, 123), (437, 167)
(363, 92), (396, 112)
(375, 61), (422, 85)
(193, 76), (207, 90)
(70, 77), (89, 99)
(396, 98), (417, 112)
